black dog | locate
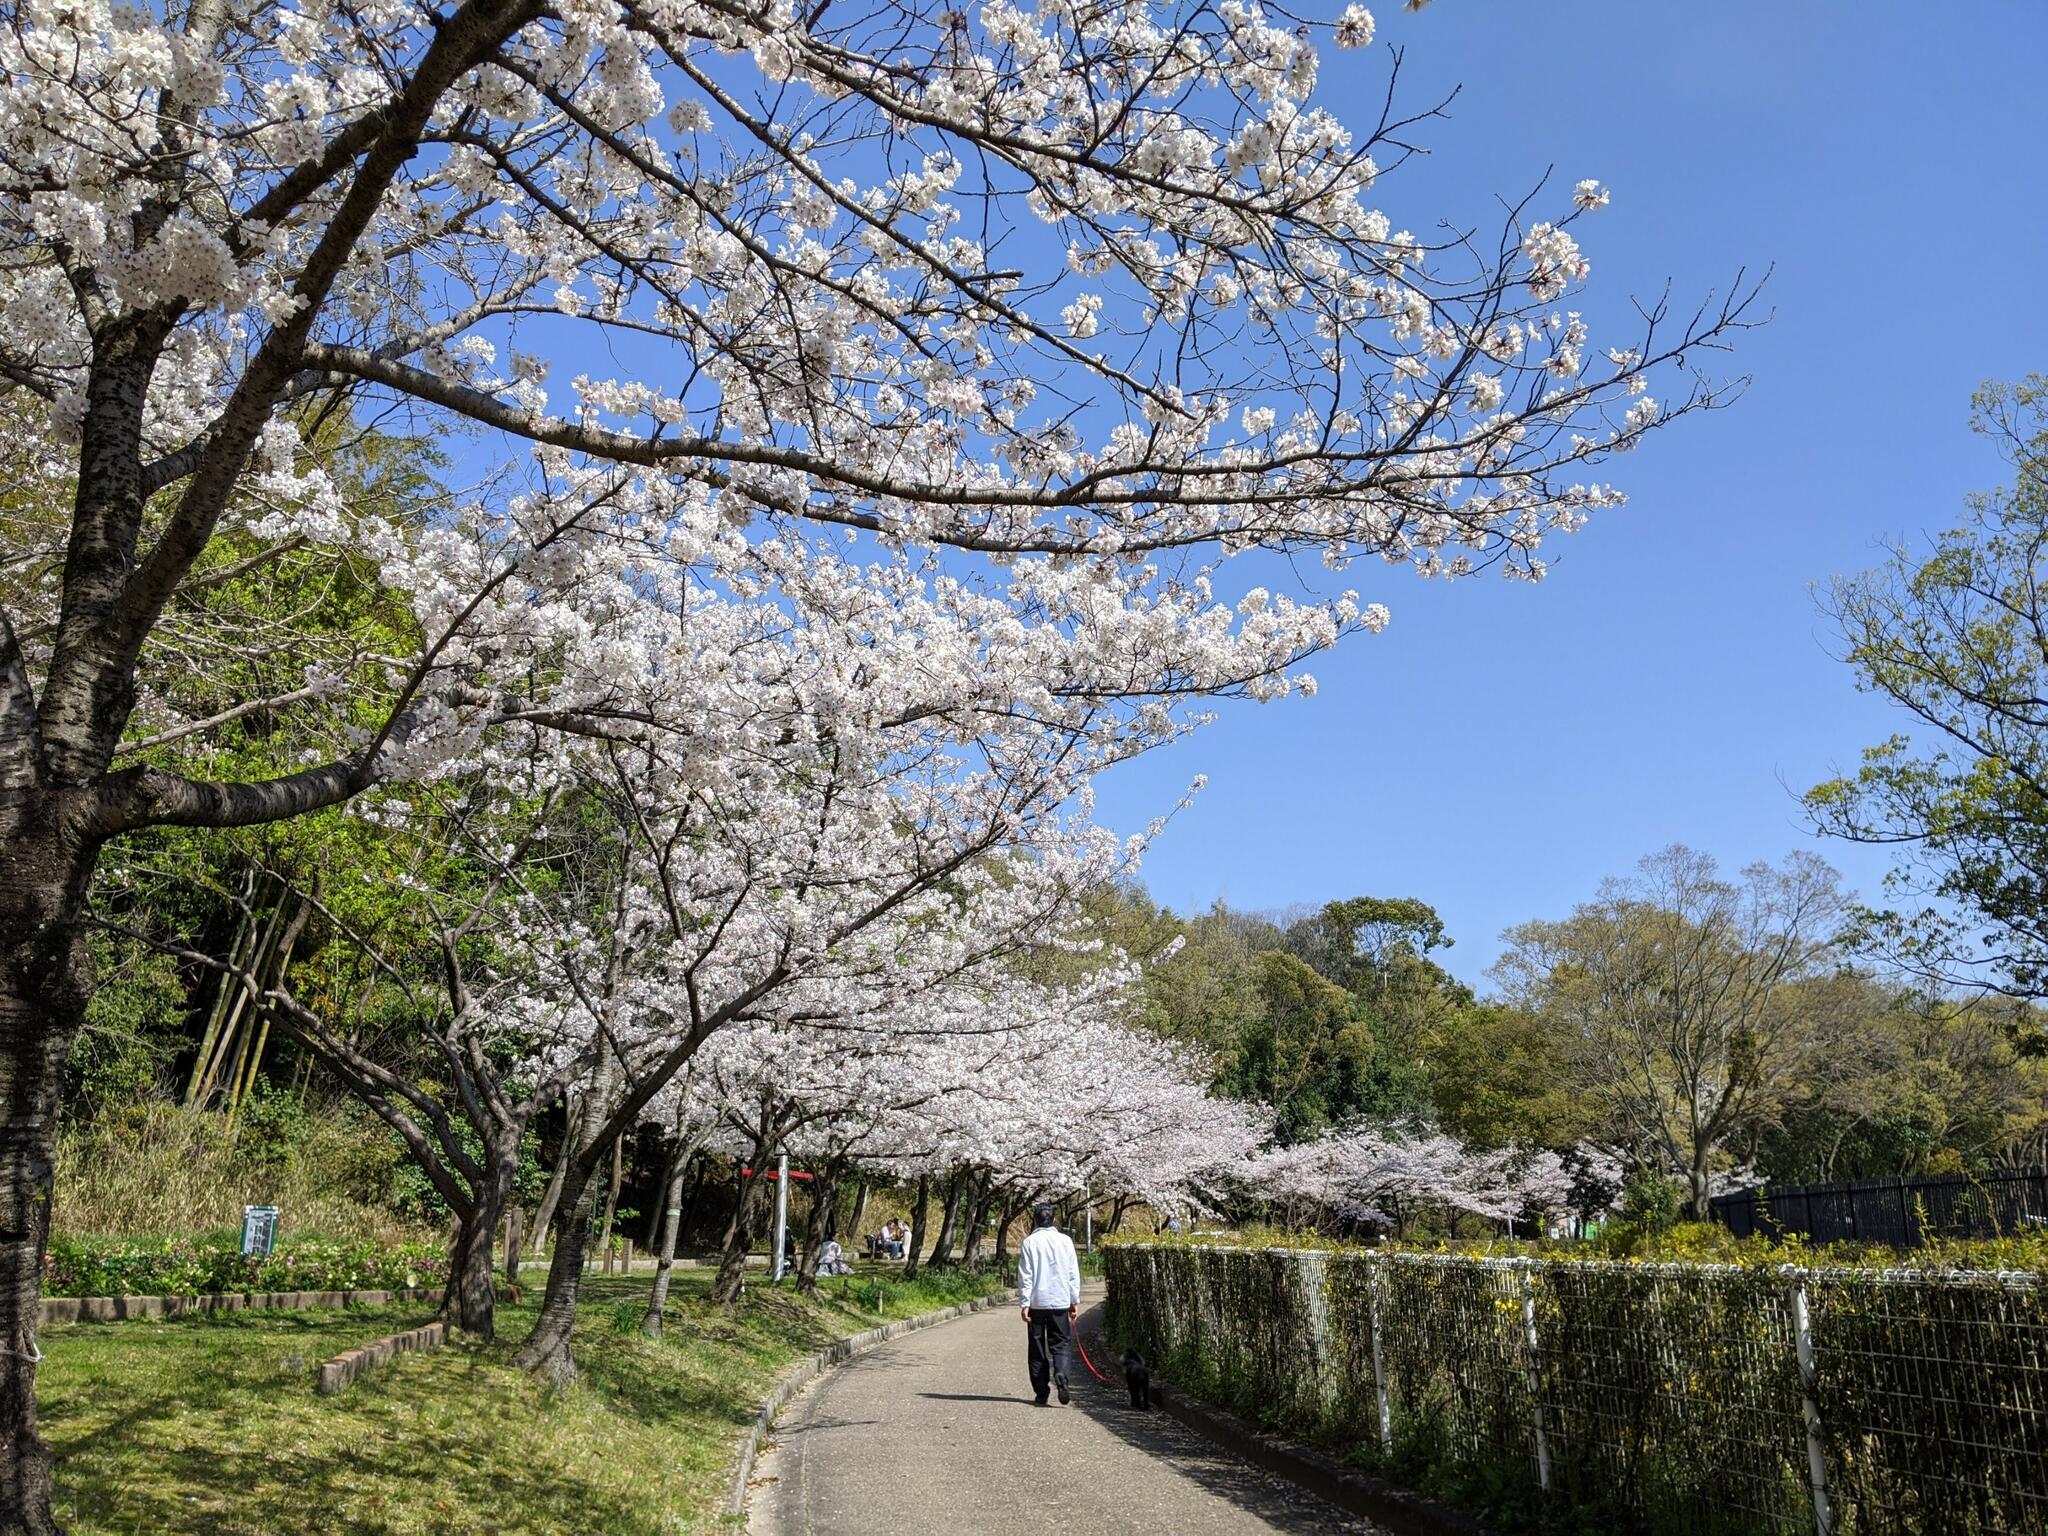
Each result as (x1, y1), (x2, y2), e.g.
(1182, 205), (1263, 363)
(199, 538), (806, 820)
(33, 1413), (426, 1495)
(1121, 1349), (1151, 1410)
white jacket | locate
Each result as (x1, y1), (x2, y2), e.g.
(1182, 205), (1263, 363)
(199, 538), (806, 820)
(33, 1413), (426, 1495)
(1016, 1225), (1081, 1311)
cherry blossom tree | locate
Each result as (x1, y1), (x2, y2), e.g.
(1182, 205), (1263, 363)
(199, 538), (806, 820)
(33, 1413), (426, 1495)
(0, 0), (1758, 1520)
(1240, 1123), (1569, 1235)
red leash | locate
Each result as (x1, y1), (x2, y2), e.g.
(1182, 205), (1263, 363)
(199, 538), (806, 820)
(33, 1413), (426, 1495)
(1072, 1315), (1116, 1384)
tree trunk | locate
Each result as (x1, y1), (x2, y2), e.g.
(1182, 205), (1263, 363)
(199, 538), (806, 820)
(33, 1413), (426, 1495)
(845, 1179), (869, 1247)
(444, 1200), (498, 1338)
(795, 1168), (837, 1297)
(643, 1138), (678, 1251)
(441, 1128), (522, 1338)
(514, 1059), (620, 1382)
(512, 1157), (598, 1384)
(708, 1157), (772, 1308)
(994, 1195), (1028, 1268)
(643, 1132), (711, 1337)
(927, 1170), (965, 1269)
(530, 1092), (580, 1255)
(503, 1206), (523, 1289)
(1106, 1196), (1132, 1235)
(596, 1133), (624, 1273)
(960, 1172), (996, 1268)
(902, 1175), (931, 1279)
(0, 817), (95, 1536)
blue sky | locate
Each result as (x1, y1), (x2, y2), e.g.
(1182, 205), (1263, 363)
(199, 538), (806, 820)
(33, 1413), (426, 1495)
(1091, 1), (2048, 986)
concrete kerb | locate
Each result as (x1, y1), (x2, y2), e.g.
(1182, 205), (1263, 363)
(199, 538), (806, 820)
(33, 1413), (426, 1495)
(726, 1288), (1019, 1522)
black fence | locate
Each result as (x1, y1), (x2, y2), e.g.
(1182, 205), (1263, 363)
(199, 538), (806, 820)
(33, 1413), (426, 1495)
(1710, 1168), (2048, 1247)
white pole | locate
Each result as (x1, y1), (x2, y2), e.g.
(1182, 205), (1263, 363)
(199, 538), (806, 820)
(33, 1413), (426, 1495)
(1084, 1184), (1093, 1252)
(1367, 1252), (1392, 1456)
(1789, 1269), (1834, 1535)
(1516, 1259), (1552, 1494)
(771, 1151), (790, 1282)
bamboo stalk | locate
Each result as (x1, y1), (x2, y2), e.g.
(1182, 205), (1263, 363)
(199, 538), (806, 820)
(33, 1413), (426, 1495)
(183, 871), (259, 1108)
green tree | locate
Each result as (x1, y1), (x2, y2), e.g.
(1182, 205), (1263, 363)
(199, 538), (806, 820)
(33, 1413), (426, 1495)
(1214, 950), (1376, 1142)
(1426, 1003), (1601, 1152)
(1494, 846), (1856, 1218)
(1808, 376), (2048, 1044)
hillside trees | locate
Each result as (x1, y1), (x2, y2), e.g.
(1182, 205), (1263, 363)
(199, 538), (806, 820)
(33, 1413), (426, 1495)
(0, 0), (1754, 1522)
(1493, 846), (1855, 1218)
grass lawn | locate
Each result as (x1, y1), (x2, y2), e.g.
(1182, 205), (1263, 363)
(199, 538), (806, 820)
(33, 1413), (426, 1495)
(40, 1265), (1001, 1535)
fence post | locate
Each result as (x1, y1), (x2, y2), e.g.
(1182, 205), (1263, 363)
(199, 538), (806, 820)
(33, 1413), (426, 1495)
(1515, 1259), (1552, 1493)
(1787, 1268), (1834, 1536)
(1366, 1252), (1392, 1456)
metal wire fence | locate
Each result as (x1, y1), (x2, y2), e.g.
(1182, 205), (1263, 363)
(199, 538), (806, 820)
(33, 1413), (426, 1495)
(1104, 1243), (2048, 1534)
(1711, 1168), (2048, 1247)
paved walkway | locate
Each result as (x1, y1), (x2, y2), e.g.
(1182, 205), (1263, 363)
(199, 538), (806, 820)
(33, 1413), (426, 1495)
(748, 1283), (1382, 1535)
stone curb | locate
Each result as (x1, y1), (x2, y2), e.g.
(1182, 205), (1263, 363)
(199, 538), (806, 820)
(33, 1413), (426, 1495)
(726, 1288), (1018, 1521)
(1145, 1377), (1496, 1536)
(315, 1320), (450, 1395)
(38, 1286), (439, 1326)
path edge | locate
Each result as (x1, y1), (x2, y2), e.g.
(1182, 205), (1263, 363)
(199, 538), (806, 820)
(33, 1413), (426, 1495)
(1078, 1301), (1493, 1536)
(1145, 1379), (1496, 1536)
(726, 1285), (1018, 1522)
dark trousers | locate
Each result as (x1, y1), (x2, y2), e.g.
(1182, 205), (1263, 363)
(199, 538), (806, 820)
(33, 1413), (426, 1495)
(1026, 1308), (1073, 1400)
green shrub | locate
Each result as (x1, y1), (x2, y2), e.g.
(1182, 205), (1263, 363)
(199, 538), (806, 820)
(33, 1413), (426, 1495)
(44, 1232), (449, 1298)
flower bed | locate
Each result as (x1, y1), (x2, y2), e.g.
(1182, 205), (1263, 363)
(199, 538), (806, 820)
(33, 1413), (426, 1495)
(46, 1233), (448, 1299)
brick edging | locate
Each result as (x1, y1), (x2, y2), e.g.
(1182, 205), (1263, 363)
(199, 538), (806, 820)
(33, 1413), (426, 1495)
(315, 1320), (450, 1394)
(38, 1286), (439, 1325)
(726, 1288), (1017, 1519)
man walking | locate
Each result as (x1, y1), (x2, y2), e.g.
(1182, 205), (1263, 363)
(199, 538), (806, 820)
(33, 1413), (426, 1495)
(1016, 1201), (1082, 1405)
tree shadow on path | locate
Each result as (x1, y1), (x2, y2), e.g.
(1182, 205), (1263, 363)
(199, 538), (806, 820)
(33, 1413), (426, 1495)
(1069, 1300), (1383, 1535)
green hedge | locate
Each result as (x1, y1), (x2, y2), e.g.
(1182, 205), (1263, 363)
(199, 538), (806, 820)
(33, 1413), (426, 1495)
(45, 1233), (449, 1299)
(1105, 1241), (2048, 1535)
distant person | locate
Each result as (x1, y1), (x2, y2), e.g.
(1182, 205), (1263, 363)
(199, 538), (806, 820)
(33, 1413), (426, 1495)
(783, 1227), (798, 1272)
(1016, 1201), (1082, 1406)
(885, 1219), (907, 1259)
(818, 1237), (851, 1276)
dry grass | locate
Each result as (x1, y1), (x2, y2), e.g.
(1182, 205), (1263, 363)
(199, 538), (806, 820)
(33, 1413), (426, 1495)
(53, 1101), (429, 1246)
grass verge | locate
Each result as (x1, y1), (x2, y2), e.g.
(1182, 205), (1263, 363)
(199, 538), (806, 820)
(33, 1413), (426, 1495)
(42, 1264), (1000, 1534)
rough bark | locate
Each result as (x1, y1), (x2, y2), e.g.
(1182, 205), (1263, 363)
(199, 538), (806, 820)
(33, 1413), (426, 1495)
(901, 1175), (931, 1280)
(708, 1156), (771, 1309)
(926, 1170), (964, 1269)
(993, 1193), (1033, 1268)
(794, 1167), (838, 1297)
(959, 1172), (996, 1269)
(443, 1201), (498, 1338)
(512, 1157), (597, 1384)
(0, 802), (97, 1536)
